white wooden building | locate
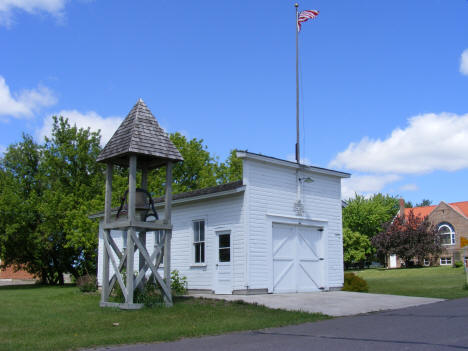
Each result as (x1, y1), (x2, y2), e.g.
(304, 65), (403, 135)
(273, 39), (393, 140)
(94, 151), (350, 294)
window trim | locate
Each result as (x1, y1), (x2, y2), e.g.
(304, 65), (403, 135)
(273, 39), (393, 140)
(192, 219), (206, 264)
(438, 223), (456, 246)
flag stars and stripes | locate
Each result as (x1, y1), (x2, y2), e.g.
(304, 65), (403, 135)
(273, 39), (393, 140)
(297, 9), (319, 31)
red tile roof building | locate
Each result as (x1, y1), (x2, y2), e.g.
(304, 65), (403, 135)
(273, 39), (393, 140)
(394, 201), (468, 267)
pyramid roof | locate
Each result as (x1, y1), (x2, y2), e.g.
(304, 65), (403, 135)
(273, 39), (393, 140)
(97, 99), (183, 169)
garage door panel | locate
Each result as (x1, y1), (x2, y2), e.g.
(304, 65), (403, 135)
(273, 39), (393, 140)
(272, 223), (323, 293)
(297, 261), (321, 291)
(273, 260), (295, 292)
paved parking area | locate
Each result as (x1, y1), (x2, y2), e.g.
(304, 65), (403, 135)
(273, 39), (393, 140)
(192, 291), (443, 316)
(89, 297), (468, 351)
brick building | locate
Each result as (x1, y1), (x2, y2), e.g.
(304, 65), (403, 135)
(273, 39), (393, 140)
(0, 259), (35, 280)
(390, 200), (468, 267)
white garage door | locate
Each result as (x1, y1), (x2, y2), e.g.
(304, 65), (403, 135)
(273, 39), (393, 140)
(272, 223), (324, 293)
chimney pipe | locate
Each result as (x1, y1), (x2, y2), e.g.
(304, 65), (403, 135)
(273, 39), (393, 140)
(399, 198), (405, 220)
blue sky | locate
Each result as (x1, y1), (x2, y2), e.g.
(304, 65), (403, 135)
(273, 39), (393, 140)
(1, 0), (468, 204)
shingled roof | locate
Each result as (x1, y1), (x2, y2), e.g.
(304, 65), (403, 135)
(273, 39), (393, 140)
(97, 99), (183, 169)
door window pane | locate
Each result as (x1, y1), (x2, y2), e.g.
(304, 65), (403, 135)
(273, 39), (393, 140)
(218, 234), (230, 262)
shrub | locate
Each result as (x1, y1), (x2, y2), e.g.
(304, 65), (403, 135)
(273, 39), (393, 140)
(342, 272), (368, 292)
(454, 261), (464, 268)
(171, 270), (188, 295)
(76, 274), (97, 292)
(135, 281), (164, 307)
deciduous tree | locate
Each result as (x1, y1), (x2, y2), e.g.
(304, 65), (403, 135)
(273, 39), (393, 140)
(372, 211), (442, 267)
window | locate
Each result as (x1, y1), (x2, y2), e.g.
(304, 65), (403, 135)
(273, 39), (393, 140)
(423, 258), (430, 267)
(193, 220), (205, 263)
(218, 233), (230, 262)
(438, 223), (455, 245)
(440, 257), (452, 265)
(122, 230), (127, 249)
(154, 230), (165, 247)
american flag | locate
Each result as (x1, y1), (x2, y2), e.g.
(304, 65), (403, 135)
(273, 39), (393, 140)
(297, 9), (319, 31)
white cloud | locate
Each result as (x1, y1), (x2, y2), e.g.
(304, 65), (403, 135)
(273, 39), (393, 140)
(38, 110), (123, 146)
(0, 145), (6, 156)
(0, 0), (67, 27)
(341, 174), (400, 200)
(399, 183), (418, 192)
(330, 112), (468, 174)
(0, 76), (56, 118)
(460, 49), (468, 76)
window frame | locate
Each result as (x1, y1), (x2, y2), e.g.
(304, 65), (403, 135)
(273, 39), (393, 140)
(217, 231), (231, 263)
(438, 223), (456, 246)
(439, 257), (452, 266)
(192, 219), (206, 264)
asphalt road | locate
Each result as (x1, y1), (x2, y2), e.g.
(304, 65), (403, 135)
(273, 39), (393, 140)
(91, 297), (468, 351)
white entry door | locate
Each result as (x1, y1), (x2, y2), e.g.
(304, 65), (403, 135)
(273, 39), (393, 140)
(389, 254), (397, 268)
(214, 231), (232, 294)
(272, 223), (324, 293)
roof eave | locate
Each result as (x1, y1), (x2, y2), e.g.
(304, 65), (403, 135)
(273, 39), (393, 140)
(236, 151), (351, 178)
(88, 185), (246, 219)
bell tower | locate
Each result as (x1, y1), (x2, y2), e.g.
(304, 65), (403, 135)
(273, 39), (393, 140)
(97, 98), (183, 309)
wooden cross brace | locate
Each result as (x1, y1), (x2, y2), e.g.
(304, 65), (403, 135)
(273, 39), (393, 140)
(130, 230), (173, 304)
(102, 229), (172, 306)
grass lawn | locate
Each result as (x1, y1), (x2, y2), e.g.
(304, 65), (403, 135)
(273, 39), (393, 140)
(0, 285), (328, 351)
(355, 266), (468, 299)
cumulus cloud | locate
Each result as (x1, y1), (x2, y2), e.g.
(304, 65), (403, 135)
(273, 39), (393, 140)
(399, 183), (418, 192)
(0, 0), (67, 26)
(38, 110), (123, 145)
(461, 49), (468, 76)
(341, 174), (400, 200)
(330, 113), (468, 174)
(0, 76), (56, 118)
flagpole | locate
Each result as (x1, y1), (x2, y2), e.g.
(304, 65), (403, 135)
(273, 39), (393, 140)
(295, 3), (300, 164)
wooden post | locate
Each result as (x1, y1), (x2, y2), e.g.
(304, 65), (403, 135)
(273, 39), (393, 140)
(126, 155), (137, 304)
(163, 161), (173, 305)
(138, 167), (148, 290)
(101, 163), (113, 304)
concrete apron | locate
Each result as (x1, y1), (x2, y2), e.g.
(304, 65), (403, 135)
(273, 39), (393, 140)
(192, 291), (444, 317)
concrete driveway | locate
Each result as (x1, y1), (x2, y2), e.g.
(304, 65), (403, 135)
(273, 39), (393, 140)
(192, 291), (443, 316)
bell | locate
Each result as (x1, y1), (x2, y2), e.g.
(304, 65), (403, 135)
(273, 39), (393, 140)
(116, 188), (158, 222)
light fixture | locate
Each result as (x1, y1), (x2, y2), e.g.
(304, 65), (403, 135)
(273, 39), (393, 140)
(299, 177), (314, 183)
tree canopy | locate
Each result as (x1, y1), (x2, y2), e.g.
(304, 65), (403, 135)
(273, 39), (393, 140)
(343, 193), (400, 238)
(0, 117), (241, 284)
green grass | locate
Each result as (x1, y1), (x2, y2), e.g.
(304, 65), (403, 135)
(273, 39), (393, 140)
(0, 285), (328, 351)
(355, 266), (468, 299)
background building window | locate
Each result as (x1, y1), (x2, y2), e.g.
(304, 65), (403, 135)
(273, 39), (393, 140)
(423, 258), (430, 266)
(193, 220), (205, 263)
(440, 257), (452, 265)
(438, 223), (455, 245)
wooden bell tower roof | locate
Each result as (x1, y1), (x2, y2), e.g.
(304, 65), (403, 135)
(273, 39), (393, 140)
(97, 99), (183, 169)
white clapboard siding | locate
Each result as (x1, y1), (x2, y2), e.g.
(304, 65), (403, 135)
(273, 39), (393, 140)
(98, 193), (245, 292)
(242, 158), (344, 290)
